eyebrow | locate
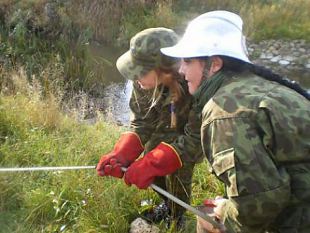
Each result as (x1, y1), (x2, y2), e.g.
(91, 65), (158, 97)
(183, 58), (193, 63)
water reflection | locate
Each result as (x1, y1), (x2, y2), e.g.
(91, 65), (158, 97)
(89, 43), (132, 125)
(101, 80), (133, 125)
(89, 42), (126, 85)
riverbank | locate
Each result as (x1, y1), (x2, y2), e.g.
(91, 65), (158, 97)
(249, 39), (310, 87)
(1, 0), (309, 95)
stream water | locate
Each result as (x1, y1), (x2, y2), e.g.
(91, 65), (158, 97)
(88, 43), (132, 125)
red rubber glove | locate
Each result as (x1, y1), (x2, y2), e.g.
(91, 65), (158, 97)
(124, 142), (182, 189)
(96, 132), (144, 177)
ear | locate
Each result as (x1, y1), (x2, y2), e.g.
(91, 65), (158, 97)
(210, 56), (223, 73)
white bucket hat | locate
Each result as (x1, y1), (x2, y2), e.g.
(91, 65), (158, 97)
(161, 10), (251, 63)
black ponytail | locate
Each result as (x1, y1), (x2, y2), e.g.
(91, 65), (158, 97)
(220, 56), (310, 100)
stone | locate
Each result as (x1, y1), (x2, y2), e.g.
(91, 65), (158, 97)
(260, 53), (267, 59)
(129, 218), (160, 233)
(283, 55), (294, 61)
(279, 60), (290, 65)
(271, 56), (281, 63)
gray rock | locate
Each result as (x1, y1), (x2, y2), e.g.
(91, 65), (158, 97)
(260, 53), (267, 59)
(129, 218), (160, 233)
(271, 56), (281, 63)
(283, 55), (294, 61)
(279, 60), (290, 65)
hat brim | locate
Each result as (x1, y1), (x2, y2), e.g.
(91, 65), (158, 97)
(161, 43), (252, 63)
(116, 50), (154, 81)
(161, 43), (195, 58)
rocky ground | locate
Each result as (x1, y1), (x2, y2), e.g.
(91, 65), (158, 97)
(248, 39), (309, 86)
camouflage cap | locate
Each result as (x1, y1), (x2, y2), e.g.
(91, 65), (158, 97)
(116, 27), (179, 81)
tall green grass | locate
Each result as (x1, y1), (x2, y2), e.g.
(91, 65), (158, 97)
(0, 0), (94, 93)
(0, 0), (308, 96)
(119, 0), (310, 43)
(0, 70), (223, 232)
(241, 0), (310, 41)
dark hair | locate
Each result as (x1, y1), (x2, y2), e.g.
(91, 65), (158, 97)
(220, 56), (310, 100)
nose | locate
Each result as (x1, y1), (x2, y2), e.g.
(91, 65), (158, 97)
(178, 61), (185, 75)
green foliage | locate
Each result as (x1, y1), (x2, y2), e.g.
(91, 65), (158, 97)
(118, 1), (185, 46)
(0, 2), (308, 231)
(120, 0), (309, 43)
(0, 71), (222, 232)
(241, 0), (310, 41)
(0, 0), (94, 93)
(0, 0), (309, 97)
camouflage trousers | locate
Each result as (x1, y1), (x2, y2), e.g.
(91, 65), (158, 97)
(153, 162), (195, 218)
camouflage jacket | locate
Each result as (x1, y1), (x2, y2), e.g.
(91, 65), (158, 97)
(129, 78), (203, 160)
(200, 71), (310, 232)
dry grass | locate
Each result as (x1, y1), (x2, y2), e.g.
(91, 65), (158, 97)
(1, 69), (62, 130)
(68, 0), (143, 43)
(241, 0), (310, 40)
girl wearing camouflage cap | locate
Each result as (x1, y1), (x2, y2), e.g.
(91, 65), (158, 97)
(96, 27), (204, 229)
(123, 11), (310, 233)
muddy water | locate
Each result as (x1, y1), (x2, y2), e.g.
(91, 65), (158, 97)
(88, 43), (132, 125)
(89, 43), (126, 85)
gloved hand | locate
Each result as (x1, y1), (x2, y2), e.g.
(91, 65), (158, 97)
(96, 132), (144, 177)
(124, 142), (182, 189)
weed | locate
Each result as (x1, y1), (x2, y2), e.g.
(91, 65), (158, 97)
(0, 69), (222, 232)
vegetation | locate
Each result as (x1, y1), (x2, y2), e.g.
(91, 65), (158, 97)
(0, 71), (223, 232)
(0, 0), (308, 232)
(0, 0), (309, 93)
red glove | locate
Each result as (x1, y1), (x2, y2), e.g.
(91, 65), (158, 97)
(96, 132), (144, 177)
(124, 142), (182, 189)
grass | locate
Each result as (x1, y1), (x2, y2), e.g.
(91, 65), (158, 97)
(240, 0), (310, 41)
(0, 1), (307, 231)
(0, 0), (308, 96)
(119, 0), (310, 43)
(0, 70), (223, 232)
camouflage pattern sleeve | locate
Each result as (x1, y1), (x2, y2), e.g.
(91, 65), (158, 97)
(200, 73), (310, 231)
(171, 107), (204, 164)
(129, 78), (204, 162)
(201, 114), (291, 231)
(129, 82), (160, 145)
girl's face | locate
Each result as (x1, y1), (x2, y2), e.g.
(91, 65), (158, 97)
(179, 58), (205, 94)
(136, 70), (159, 90)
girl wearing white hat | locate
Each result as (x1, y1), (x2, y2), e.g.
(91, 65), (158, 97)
(124, 11), (310, 233)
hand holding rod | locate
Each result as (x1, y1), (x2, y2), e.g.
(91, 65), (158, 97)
(121, 167), (222, 228)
